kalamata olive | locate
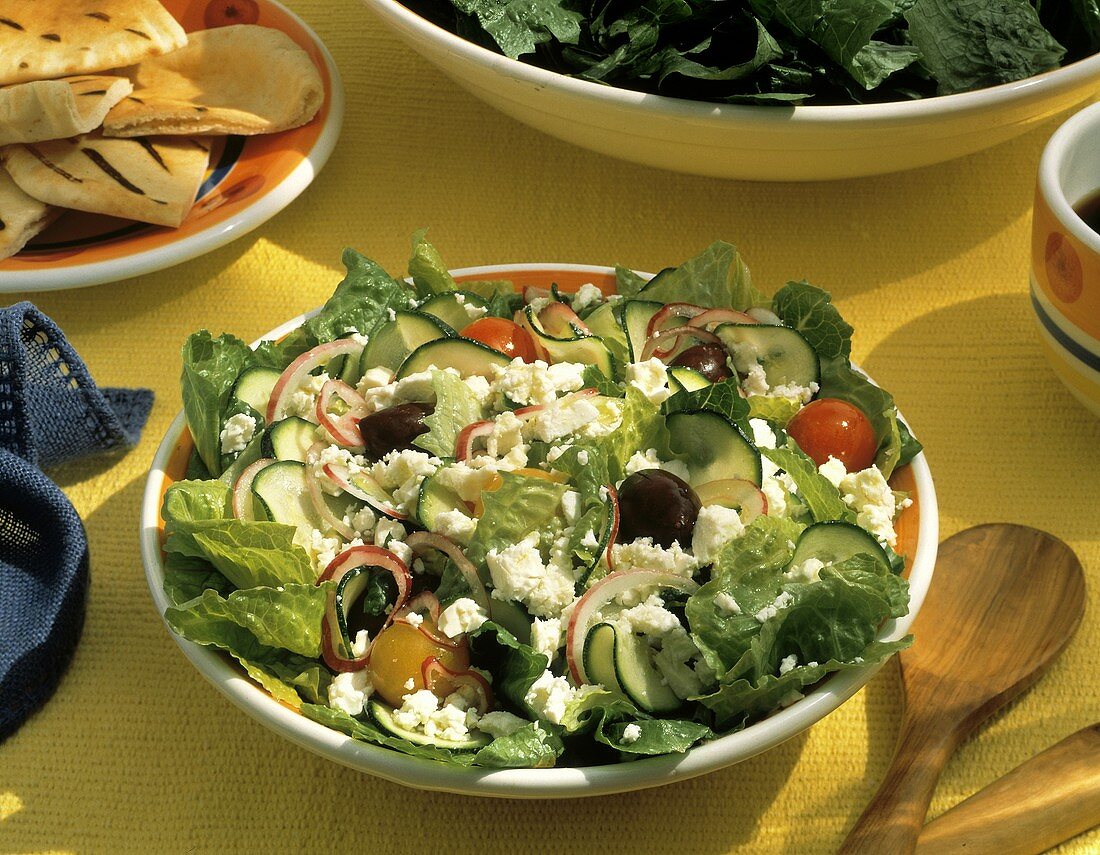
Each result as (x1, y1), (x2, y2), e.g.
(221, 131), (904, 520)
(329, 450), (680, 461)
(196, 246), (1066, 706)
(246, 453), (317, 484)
(617, 469), (701, 548)
(671, 344), (733, 383)
(358, 403), (434, 461)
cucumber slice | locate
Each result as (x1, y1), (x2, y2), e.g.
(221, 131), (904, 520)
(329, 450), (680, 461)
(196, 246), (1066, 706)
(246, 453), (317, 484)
(666, 409), (762, 487)
(521, 305), (614, 377)
(668, 366), (711, 393)
(231, 367), (281, 420)
(369, 699), (491, 750)
(580, 302), (629, 365)
(415, 473), (468, 530)
(219, 431), (264, 486)
(620, 300), (663, 361)
(488, 599), (532, 646)
(396, 337), (512, 379)
(789, 520), (890, 570)
(583, 622), (681, 714)
(262, 417), (317, 462)
(251, 460), (317, 530)
(714, 323), (820, 388)
(362, 311), (451, 374)
(334, 565), (373, 651)
(418, 291), (487, 332)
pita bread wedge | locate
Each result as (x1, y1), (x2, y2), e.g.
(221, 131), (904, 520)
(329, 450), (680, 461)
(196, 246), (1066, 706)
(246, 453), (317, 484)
(3, 133), (210, 228)
(103, 25), (323, 137)
(0, 76), (134, 146)
(0, 169), (57, 260)
(0, 1), (187, 87)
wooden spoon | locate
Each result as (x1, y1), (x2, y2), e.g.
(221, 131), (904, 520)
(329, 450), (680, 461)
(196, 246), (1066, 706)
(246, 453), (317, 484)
(916, 722), (1100, 854)
(839, 523), (1086, 855)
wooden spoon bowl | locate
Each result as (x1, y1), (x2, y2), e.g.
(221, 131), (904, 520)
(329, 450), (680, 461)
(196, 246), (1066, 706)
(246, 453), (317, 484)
(840, 523), (1086, 854)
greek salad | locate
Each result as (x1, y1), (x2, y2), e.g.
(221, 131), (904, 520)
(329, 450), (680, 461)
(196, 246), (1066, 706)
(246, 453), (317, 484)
(163, 235), (922, 768)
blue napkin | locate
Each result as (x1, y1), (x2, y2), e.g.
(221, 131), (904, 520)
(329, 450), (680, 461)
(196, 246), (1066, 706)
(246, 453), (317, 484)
(0, 302), (153, 742)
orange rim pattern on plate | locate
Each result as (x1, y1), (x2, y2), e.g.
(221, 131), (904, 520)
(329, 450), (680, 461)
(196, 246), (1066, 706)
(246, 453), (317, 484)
(0, 0), (334, 274)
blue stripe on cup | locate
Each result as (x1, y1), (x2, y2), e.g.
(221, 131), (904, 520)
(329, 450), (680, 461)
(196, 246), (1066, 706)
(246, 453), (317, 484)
(1030, 285), (1100, 373)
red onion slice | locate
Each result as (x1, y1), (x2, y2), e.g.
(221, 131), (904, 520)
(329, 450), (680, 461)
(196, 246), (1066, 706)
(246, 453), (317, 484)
(231, 458), (276, 521)
(645, 302), (705, 341)
(316, 378), (368, 447)
(421, 657), (493, 714)
(266, 338), (365, 423)
(687, 308), (758, 329)
(406, 531), (489, 612)
(640, 326), (723, 362)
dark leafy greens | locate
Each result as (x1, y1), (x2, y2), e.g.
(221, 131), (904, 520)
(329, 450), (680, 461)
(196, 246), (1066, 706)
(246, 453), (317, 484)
(406, 0), (1096, 104)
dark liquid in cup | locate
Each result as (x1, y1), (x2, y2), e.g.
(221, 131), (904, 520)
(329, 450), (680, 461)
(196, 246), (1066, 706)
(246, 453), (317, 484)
(1074, 189), (1100, 234)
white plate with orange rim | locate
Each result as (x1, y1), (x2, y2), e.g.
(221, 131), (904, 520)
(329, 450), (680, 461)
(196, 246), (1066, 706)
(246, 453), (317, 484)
(140, 262), (939, 798)
(0, 0), (343, 293)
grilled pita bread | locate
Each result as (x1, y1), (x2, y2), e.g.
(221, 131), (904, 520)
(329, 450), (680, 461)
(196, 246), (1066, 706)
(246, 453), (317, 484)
(0, 76), (134, 146)
(0, 1), (187, 87)
(3, 133), (210, 227)
(0, 169), (56, 260)
(103, 26), (323, 137)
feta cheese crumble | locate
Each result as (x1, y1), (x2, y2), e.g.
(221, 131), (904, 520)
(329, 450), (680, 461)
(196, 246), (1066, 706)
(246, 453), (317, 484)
(691, 504), (745, 564)
(621, 723), (642, 744)
(611, 537), (698, 578)
(327, 670), (373, 717)
(625, 358), (672, 405)
(219, 413), (256, 455)
(436, 597), (489, 638)
(486, 531), (577, 618)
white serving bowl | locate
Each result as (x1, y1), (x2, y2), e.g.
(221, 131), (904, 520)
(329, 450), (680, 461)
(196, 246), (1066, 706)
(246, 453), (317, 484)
(358, 0), (1100, 181)
(141, 264), (939, 797)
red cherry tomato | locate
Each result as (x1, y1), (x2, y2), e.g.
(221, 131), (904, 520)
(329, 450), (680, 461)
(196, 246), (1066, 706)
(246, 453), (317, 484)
(460, 318), (537, 362)
(787, 398), (878, 471)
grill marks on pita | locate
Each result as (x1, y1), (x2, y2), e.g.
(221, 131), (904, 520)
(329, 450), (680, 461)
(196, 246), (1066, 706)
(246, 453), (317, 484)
(0, 168), (57, 260)
(3, 133), (210, 227)
(0, 75), (134, 146)
(0, 1), (187, 86)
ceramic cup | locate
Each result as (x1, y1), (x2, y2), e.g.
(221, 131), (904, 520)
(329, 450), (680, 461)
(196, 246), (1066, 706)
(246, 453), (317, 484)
(1032, 101), (1100, 417)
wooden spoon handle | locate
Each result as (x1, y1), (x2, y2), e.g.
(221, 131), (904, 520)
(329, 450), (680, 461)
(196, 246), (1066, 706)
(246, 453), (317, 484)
(915, 724), (1100, 855)
(839, 713), (959, 855)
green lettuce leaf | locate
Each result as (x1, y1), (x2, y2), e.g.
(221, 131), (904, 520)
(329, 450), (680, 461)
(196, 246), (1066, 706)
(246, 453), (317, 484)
(473, 722), (564, 767)
(771, 280), (854, 362)
(582, 364), (625, 398)
(179, 521), (316, 589)
(163, 553), (235, 604)
(166, 591), (332, 702)
(412, 369), (487, 458)
(166, 584), (329, 657)
(639, 241), (770, 311)
(761, 443), (855, 524)
(686, 516), (804, 673)
(615, 266), (649, 298)
(408, 230), (458, 298)
(468, 622), (550, 712)
(161, 479), (233, 556)
(301, 704), (478, 766)
(452, 0), (583, 58)
(746, 395), (801, 426)
(817, 357), (922, 477)
(180, 331), (253, 476)
(906, 0), (1064, 95)
(465, 472), (569, 569)
(573, 387), (667, 483)
(600, 718), (712, 755)
(665, 376), (751, 431)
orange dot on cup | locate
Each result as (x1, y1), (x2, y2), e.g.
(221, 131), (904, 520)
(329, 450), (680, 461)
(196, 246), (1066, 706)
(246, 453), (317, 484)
(1044, 231), (1083, 303)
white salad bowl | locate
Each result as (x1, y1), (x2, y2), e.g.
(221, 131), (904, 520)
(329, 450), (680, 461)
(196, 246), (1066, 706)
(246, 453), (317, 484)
(141, 263), (939, 798)
(358, 0), (1100, 181)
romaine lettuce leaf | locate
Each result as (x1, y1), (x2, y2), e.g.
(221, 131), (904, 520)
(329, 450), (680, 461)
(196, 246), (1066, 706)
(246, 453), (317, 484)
(639, 241), (770, 311)
(170, 520), (315, 589)
(408, 229), (458, 298)
(412, 369), (487, 459)
(473, 722), (564, 767)
(771, 280), (854, 362)
(301, 704), (479, 765)
(167, 592), (332, 704)
(761, 443), (855, 524)
(166, 584), (329, 658)
(464, 473), (569, 569)
(180, 331), (253, 476)
(664, 376), (750, 432)
(746, 395), (801, 426)
(615, 266), (649, 298)
(817, 357), (922, 477)
(161, 479), (232, 551)
(163, 553), (234, 604)
(686, 516), (804, 673)
(600, 718), (712, 755)
(468, 622), (550, 712)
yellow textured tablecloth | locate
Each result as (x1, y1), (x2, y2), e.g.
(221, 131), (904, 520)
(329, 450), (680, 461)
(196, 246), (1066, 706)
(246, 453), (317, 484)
(2, 1), (1099, 852)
